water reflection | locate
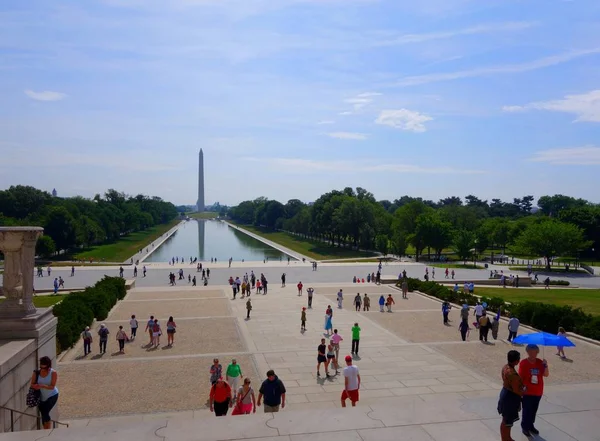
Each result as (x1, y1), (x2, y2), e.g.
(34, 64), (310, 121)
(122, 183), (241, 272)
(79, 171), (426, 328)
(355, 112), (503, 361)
(145, 219), (287, 262)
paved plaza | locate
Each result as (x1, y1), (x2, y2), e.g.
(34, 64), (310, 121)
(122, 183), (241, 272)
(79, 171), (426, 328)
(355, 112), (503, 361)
(30, 277), (599, 441)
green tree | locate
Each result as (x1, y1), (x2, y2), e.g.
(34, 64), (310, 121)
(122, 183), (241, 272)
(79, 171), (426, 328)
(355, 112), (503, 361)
(453, 229), (475, 263)
(36, 235), (56, 258)
(43, 206), (77, 252)
(375, 234), (389, 256)
(514, 220), (591, 269)
(414, 212), (453, 260)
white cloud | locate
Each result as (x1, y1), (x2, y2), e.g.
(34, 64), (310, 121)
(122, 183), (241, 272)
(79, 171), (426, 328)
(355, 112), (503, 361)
(356, 92), (382, 98)
(340, 92), (382, 114)
(503, 90), (600, 123)
(317, 120), (335, 125)
(529, 146), (600, 165)
(328, 132), (368, 140)
(243, 157), (483, 174)
(338, 111), (353, 116)
(376, 21), (536, 46)
(375, 109), (433, 132)
(397, 48), (600, 86)
(24, 90), (67, 101)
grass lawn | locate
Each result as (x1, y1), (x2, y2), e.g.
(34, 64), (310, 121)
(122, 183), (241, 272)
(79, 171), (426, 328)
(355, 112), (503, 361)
(233, 224), (378, 260)
(74, 219), (180, 262)
(0, 295), (65, 308)
(556, 257), (599, 266)
(187, 212), (219, 219)
(474, 287), (600, 316)
(430, 263), (486, 270)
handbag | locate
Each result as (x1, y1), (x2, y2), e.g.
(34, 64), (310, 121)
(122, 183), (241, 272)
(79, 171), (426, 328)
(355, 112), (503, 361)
(231, 388), (251, 415)
(26, 371), (41, 408)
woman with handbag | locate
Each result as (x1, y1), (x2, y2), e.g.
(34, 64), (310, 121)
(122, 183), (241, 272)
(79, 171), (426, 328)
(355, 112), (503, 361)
(232, 378), (256, 415)
(166, 316), (177, 346)
(29, 356), (59, 429)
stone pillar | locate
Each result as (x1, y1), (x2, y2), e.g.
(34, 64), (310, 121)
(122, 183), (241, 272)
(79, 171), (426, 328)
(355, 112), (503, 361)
(0, 227), (42, 318)
(0, 227), (58, 432)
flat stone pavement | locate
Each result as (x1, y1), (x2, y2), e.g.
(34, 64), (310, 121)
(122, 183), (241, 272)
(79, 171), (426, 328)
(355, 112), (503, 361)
(9, 259), (600, 295)
(32, 280), (600, 441)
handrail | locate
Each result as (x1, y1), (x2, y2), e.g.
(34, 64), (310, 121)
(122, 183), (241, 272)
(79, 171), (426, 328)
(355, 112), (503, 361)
(0, 404), (69, 431)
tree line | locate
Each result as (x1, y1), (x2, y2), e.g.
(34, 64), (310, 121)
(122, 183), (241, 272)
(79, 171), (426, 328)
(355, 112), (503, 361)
(0, 185), (178, 258)
(228, 189), (599, 268)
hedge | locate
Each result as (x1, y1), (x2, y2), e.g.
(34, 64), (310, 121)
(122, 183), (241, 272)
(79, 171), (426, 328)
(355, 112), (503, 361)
(399, 278), (600, 341)
(53, 276), (126, 353)
(531, 279), (570, 286)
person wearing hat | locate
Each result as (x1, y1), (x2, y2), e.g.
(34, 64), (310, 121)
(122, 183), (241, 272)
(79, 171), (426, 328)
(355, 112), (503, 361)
(257, 370), (286, 413)
(81, 326), (93, 356)
(341, 355), (360, 407)
(98, 324), (109, 354)
(226, 359), (243, 400)
(518, 344), (549, 437)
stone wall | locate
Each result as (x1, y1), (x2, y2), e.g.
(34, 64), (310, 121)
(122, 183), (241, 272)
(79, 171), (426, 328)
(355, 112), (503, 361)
(0, 340), (39, 432)
(0, 309), (58, 433)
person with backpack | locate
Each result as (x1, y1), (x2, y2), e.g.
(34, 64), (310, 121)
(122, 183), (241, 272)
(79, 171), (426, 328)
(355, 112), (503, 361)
(479, 312), (491, 342)
(98, 324), (109, 354)
(81, 326), (93, 356)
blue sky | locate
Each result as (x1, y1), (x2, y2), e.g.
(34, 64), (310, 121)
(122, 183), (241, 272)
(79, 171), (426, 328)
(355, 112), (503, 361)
(1, 0), (600, 206)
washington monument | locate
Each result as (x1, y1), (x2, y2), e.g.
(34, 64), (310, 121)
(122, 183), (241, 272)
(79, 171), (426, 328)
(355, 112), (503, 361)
(196, 149), (204, 212)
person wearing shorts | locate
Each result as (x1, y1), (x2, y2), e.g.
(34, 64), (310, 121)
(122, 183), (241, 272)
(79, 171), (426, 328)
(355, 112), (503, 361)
(497, 350), (525, 441)
(341, 355), (360, 407)
(317, 338), (329, 377)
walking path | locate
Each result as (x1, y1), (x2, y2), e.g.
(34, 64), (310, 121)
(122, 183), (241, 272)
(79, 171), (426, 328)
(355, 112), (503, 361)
(36, 278), (600, 441)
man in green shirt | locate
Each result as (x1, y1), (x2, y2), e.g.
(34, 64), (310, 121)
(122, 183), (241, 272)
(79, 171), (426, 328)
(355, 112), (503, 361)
(226, 359), (243, 399)
(351, 323), (361, 355)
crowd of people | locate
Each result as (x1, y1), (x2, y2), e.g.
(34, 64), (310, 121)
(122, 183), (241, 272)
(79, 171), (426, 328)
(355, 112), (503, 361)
(80, 314), (178, 355)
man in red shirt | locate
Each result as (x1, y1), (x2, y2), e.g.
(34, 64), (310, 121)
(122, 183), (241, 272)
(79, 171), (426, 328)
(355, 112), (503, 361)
(518, 344), (550, 437)
(297, 281), (303, 296)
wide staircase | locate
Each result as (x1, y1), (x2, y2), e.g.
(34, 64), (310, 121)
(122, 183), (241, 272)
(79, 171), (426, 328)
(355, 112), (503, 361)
(4, 384), (600, 441)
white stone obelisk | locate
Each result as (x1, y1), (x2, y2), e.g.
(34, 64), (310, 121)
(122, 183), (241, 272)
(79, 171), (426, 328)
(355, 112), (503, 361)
(196, 149), (205, 212)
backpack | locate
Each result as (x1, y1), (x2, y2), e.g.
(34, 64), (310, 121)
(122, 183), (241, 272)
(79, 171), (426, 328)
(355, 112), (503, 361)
(99, 328), (109, 338)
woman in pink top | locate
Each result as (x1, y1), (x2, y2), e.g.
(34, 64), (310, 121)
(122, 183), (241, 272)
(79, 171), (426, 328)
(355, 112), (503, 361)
(331, 329), (343, 362)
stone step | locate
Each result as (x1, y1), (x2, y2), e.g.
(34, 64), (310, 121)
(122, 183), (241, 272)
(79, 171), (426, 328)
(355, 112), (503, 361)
(0, 404), (496, 441)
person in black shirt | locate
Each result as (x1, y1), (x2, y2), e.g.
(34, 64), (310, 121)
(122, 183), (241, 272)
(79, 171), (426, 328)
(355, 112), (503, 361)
(317, 338), (329, 377)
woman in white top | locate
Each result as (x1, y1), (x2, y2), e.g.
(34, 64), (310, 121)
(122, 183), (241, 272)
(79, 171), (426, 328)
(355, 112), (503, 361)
(30, 356), (59, 429)
(235, 378), (256, 414)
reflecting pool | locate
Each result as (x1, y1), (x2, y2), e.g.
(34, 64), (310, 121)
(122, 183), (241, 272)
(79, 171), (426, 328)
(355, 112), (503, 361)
(145, 220), (288, 262)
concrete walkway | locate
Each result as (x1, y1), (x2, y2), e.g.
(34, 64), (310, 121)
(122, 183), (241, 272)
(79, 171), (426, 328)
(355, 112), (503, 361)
(16, 276), (595, 441)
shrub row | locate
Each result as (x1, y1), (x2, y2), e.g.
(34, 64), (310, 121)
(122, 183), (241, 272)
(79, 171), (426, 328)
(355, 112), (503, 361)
(400, 278), (600, 341)
(53, 276), (126, 353)
(531, 279), (570, 286)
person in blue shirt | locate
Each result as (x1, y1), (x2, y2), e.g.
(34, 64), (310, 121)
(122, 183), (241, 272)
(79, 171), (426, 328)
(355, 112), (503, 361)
(453, 283), (459, 293)
(378, 295), (385, 313)
(442, 301), (451, 324)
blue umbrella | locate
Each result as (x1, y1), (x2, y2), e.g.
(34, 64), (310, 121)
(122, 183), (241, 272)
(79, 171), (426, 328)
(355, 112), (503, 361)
(513, 332), (575, 348)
